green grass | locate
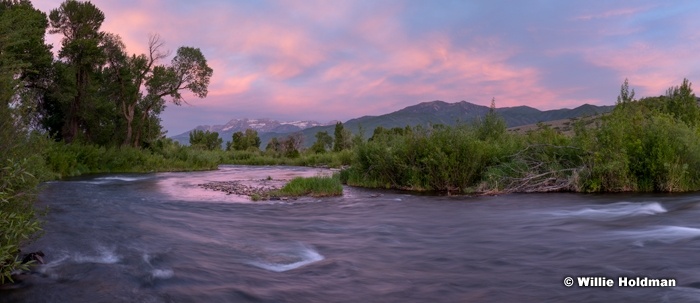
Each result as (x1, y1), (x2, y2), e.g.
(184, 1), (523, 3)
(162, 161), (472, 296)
(221, 149), (353, 168)
(43, 142), (220, 178)
(274, 175), (343, 197)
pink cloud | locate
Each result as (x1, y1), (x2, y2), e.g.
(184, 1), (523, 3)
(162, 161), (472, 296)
(576, 42), (695, 96)
(210, 74), (258, 97)
(43, 0), (689, 136)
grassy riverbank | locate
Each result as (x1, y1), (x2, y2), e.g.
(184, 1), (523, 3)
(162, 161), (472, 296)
(342, 79), (700, 194)
(44, 140), (220, 178)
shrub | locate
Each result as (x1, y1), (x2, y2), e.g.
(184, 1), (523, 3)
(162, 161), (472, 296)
(346, 124), (517, 192)
(274, 174), (343, 197)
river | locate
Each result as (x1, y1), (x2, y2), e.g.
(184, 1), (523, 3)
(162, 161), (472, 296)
(2, 165), (700, 302)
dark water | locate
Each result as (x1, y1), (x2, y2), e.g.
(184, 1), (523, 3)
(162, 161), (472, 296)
(4, 165), (700, 302)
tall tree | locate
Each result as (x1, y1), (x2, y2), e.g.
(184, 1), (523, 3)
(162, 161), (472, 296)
(477, 97), (506, 140)
(665, 78), (699, 126)
(244, 129), (261, 150)
(266, 137), (281, 153)
(229, 131), (245, 151)
(333, 122), (346, 152)
(135, 46), (213, 145)
(616, 78), (635, 106)
(38, 61), (74, 140)
(0, 0), (53, 119)
(189, 129), (222, 150)
(103, 34), (167, 146)
(281, 133), (303, 158)
(310, 131), (333, 153)
(230, 128), (261, 151)
(49, 0), (105, 142)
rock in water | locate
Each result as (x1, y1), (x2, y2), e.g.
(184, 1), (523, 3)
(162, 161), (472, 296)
(21, 251), (45, 265)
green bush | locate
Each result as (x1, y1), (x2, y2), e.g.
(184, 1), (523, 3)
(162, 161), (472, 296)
(581, 106), (700, 192)
(577, 79), (700, 192)
(0, 112), (48, 283)
(346, 124), (517, 192)
(43, 142), (220, 177)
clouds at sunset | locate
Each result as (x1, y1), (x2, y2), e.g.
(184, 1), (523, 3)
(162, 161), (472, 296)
(33, 0), (700, 134)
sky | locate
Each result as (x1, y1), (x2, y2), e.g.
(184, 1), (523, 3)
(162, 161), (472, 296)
(33, 0), (700, 136)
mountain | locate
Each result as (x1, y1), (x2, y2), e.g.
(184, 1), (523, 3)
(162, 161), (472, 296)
(170, 100), (615, 148)
(170, 118), (337, 146)
(266, 101), (614, 147)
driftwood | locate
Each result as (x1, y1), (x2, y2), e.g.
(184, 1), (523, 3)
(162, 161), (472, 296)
(494, 144), (588, 193)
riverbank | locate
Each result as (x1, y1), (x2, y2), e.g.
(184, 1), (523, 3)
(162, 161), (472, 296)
(43, 142), (221, 179)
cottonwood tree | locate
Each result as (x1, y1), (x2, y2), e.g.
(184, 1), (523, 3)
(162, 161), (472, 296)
(134, 46), (213, 146)
(49, 0), (105, 142)
(310, 131), (333, 153)
(103, 34), (213, 147)
(281, 132), (303, 157)
(189, 129), (222, 150)
(228, 129), (261, 151)
(47, 1), (213, 147)
(102, 34), (168, 146)
(333, 122), (353, 151)
(265, 137), (281, 153)
(0, 0), (53, 123)
(266, 133), (303, 157)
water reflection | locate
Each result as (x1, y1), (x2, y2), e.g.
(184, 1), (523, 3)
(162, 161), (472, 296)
(157, 165), (333, 203)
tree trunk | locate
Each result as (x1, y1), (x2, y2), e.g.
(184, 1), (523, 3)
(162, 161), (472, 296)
(64, 68), (85, 143)
(122, 103), (135, 146)
(133, 109), (149, 148)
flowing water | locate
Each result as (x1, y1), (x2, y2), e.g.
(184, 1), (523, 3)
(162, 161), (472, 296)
(3, 165), (700, 302)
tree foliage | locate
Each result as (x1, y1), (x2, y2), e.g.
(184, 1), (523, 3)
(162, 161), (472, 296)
(310, 131), (333, 153)
(265, 137), (281, 153)
(0, 0), (51, 283)
(333, 122), (353, 152)
(48, 0), (105, 142)
(265, 134), (303, 157)
(189, 129), (222, 151)
(616, 78), (635, 106)
(664, 78), (700, 126)
(580, 79), (700, 192)
(41, 1), (213, 147)
(228, 129), (261, 151)
(477, 98), (507, 141)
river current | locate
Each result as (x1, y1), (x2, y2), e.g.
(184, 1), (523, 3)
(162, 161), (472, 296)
(3, 165), (700, 302)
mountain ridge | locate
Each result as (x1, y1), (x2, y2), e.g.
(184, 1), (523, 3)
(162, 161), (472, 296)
(170, 100), (615, 147)
(172, 118), (338, 145)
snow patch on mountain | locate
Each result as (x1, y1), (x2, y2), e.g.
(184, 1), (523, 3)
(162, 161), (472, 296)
(182, 118), (335, 136)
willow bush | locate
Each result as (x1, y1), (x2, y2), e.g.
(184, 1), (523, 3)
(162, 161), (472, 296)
(346, 123), (519, 192)
(0, 107), (47, 283)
